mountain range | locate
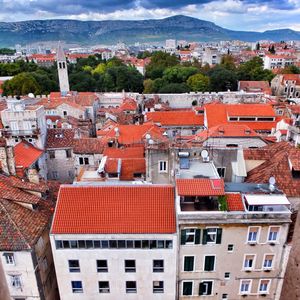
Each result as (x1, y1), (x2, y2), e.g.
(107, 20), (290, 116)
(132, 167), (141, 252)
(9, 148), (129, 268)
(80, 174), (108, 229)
(0, 15), (299, 47)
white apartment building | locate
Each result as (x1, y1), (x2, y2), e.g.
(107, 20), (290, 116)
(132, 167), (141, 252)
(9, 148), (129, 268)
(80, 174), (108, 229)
(0, 98), (47, 149)
(50, 184), (177, 300)
(202, 48), (221, 66)
(177, 179), (291, 300)
(263, 54), (296, 70)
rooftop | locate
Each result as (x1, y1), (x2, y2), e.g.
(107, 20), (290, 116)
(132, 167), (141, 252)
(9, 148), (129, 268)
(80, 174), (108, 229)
(51, 185), (176, 234)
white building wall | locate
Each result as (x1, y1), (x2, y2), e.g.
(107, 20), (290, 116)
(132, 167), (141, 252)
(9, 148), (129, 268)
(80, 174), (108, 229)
(50, 233), (177, 300)
(0, 251), (40, 300)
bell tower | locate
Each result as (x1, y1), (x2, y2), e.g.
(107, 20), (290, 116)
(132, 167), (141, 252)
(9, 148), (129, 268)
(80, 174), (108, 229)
(56, 42), (70, 95)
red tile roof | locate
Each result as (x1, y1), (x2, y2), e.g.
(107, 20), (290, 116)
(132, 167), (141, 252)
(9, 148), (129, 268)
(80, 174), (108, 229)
(73, 138), (103, 154)
(51, 185), (176, 234)
(226, 193), (244, 211)
(245, 142), (300, 197)
(238, 81), (271, 94)
(14, 141), (43, 169)
(146, 110), (204, 126)
(196, 124), (259, 141)
(46, 129), (75, 149)
(176, 179), (225, 196)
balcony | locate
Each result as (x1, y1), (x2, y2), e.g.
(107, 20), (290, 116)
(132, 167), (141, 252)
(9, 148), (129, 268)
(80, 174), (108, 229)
(3, 128), (40, 137)
(180, 196), (219, 212)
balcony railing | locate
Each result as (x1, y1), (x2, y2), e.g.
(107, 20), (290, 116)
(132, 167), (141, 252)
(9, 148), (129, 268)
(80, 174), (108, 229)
(3, 128), (40, 137)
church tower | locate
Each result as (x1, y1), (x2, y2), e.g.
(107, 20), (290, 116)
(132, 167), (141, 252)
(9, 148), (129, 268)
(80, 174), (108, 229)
(56, 42), (70, 95)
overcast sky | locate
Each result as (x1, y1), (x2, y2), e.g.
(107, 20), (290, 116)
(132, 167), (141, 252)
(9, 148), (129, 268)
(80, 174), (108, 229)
(1, 0), (299, 31)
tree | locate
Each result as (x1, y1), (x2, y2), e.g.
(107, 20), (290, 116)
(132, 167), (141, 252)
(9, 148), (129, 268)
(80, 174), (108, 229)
(163, 66), (198, 83)
(221, 55), (236, 71)
(209, 66), (237, 92)
(92, 63), (106, 75)
(158, 83), (190, 93)
(187, 73), (210, 92)
(3, 72), (41, 96)
(281, 65), (300, 74)
(143, 79), (155, 93)
(256, 42), (260, 50)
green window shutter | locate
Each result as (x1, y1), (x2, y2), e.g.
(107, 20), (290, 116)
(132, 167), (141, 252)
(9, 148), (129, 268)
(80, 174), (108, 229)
(181, 230), (187, 245)
(216, 228), (223, 244)
(195, 229), (201, 244)
(202, 229), (208, 245)
(199, 283), (205, 295)
(207, 282), (212, 295)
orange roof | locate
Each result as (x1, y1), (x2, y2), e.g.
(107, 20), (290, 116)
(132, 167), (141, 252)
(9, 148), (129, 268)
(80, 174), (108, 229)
(226, 193), (244, 211)
(14, 141), (43, 169)
(176, 179), (225, 196)
(281, 74), (300, 85)
(239, 81), (271, 94)
(196, 124), (258, 141)
(119, 98), (137, 111)
(146, 110), (204, 126)
(204, 103), (277, 131)
(51, 185), (176, 234)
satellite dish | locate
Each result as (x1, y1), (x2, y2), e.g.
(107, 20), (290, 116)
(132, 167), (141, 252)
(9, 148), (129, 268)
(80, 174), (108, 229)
(269, 176), (276, 185)
(114, 127), (119, 132)
(201, 149), (209, 159)
(148, 139), (154, 145)
(28, 93), (34, 98)
(163, 131), (168, 136)
(145, 134), (151, 140)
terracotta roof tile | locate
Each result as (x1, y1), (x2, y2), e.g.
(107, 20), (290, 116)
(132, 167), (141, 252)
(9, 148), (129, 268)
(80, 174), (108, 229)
(226, 193), (244, 211)
(146, 110), (204, 126)
(46, 128), (75, 149)
(73, 138), (103, 154)
(14, 141), (43, 169)
(176, 179), (225, 196)
(51, 185), (176, 234)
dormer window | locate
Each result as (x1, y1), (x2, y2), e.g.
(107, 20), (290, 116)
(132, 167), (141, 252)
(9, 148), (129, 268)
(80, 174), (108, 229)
(291, 168), (300, 179)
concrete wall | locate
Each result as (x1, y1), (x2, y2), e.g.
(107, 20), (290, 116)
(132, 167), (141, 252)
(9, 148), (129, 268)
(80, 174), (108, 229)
(203, 137), (267, 149)
(50, 233), (177, 300)
(46, 148), (75, 182)
(178, 222), (290, 300)
(0, 259), (10, 300)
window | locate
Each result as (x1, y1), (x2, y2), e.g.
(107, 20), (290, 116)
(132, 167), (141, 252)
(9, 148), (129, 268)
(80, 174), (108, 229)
(227, 244), (234, 252)
(204, 256), (215, 271)
(224, 272), (230, 279)
(79, 157), (89, 165)
(153, 260), (164, 272)
(48, 150), (55, 159)
(244, 255), (255, 270)
(52, 171), (58, 179)
(3, 253), (15, 265)
(182, 281), (193, 296)
(71, 281), (83, 293)
(158, 160), (167, 173)
(259, 279), (271, 294)
(199, 281), (213, 296)
(263, 255), (274, 270)
(268, 226), (280, 242)
(68, 260), (80, 272)
(125, 260), (136, 272)
(184, 256), (194, 272)
(126, 281), (137, 293)
(181, 228), (201, 245)
(153, 281), (164, 293)
(99, 281), (110, 293)
(217, 167), (226, 178)
(10, 275), (22, 289)
(84, 157), (89, 165)
(247, 227), (259, 243)
(97, 260), (108, 272)
(63, 110), (68, 116)
(222, 294), (228, 299)
(240, 280), (251, 294)
(66, 149), (72, 158)
(203, 228), (222, 244)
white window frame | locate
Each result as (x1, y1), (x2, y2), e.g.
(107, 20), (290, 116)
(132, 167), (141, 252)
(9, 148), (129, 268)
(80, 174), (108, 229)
(239, 279), (252, 295)
(217, 167), (226, 178)
(247, 226), (260, 244)
(185, 228), (197, 245)
(262, 254), (275, 270)
(158, 160), (168, 173)
(10, 275), (22, 289)
(200, 280), (214, 296)
(153, 280), (164, 293)
(267, 226), (280, 243)
(224, 272), (230, 280)
(4, 253), (15, 265)
(227, 244), (234, 252)
(99, 281), (110, 293)
(206, 228), (218, 244)
(258, 279), (271, 294)
(182, 280), (193, 296)
(183, 255), (195, 272)
(243, 254), (256, 271)
(203, 254), (216, 272)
